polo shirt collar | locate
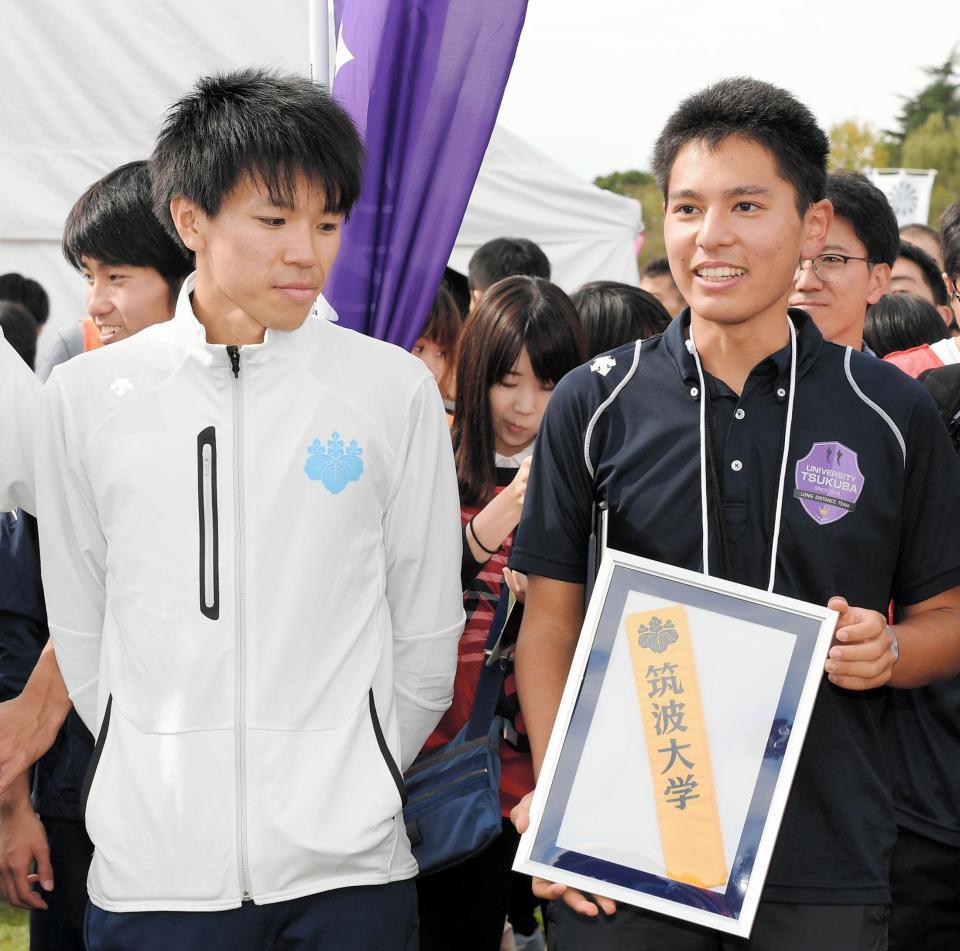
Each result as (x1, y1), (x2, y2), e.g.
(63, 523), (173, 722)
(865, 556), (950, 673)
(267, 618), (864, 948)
(664, 307), (824, 393)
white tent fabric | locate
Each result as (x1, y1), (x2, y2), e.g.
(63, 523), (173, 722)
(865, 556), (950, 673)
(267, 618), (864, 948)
(0, 0), (308, 344)
(0, 1), (641, 351)
(450, 126), (642, 292)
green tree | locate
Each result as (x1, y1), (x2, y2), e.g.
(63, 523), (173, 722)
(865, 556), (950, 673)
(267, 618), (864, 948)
(891, 47), (959, 148)
(900, 111), (960, 224)
(827, 120), (895, 171)
(593, 170), (665, 269)
(593, 169), (654, 192)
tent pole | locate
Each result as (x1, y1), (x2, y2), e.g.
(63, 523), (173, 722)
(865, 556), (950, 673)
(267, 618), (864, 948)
(308, 0), (334, 87)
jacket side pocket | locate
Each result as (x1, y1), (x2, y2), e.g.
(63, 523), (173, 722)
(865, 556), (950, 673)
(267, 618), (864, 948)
(197, 427), (219, 620)
(369, 689), (407, 806)
(80, 693), (113, 816)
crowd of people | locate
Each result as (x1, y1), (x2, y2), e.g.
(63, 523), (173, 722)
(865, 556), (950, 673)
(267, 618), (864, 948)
(1, 66), (960, 951)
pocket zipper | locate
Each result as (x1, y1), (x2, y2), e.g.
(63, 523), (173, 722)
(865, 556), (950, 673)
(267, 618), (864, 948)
(407, 767), (489, 806)
(202, 444), (215, 608)
(197, 427), (219, 620)
(404, 734), (491, 779)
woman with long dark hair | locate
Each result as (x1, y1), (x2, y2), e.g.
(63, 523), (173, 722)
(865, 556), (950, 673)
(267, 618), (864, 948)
(416, 276), (585, 951)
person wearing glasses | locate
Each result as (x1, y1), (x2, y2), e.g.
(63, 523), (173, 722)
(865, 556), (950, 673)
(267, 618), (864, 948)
(789, 171), (898, 352)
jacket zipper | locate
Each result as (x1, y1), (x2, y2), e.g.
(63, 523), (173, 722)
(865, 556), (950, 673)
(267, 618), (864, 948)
(228, 345), (252, 901)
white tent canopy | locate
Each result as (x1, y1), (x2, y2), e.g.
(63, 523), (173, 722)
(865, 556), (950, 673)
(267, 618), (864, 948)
(0, 1), (640, 346)
(450, 125), (641, 292)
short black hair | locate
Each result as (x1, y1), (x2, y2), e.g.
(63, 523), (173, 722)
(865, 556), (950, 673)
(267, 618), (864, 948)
(897, 241), (949, 307)
(640, 256), (672, 279)
(864, 293), (950, 358)
(63, 161), (194, 299)
(0, 273), (49, 325)
(572, 281), (671, 357)
(941, 200), (960, 282)
(0, 302), (37, 370)
(467, 237), (551, 293)
(826, 172), (899, 268)
(151, 68), (364, 247)
(652, 77), (829, 215)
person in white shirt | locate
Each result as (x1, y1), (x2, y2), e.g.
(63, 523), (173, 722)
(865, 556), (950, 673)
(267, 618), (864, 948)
(34, 67), (464, 951)
(0, 326), (39, 515)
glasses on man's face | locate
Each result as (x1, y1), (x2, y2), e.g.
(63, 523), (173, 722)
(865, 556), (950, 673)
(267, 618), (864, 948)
(794, 253), (871, 285)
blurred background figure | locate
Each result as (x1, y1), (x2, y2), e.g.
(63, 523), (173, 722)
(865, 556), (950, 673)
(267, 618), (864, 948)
(900, 223), (944, 271)
(0, 302), (39, 370)
(638, 255), (685, 316)
(941, 201), (960, 333)
(467, 238), (550, 313)
(865, 294), (950, 358)
(572, 281), (670, 357)
(410, 284), (463, 412)
(890, 241), (955, 329)
(0, 274), (49, 339)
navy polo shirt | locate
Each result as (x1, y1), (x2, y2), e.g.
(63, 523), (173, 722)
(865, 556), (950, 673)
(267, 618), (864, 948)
(511, 309), (960, 904)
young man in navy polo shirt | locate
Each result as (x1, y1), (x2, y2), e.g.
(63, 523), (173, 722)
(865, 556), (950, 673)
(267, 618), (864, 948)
(510, 78), (960, 950)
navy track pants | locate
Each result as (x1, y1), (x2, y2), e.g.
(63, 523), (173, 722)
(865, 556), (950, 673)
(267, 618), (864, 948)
(84, 879), (418, 950)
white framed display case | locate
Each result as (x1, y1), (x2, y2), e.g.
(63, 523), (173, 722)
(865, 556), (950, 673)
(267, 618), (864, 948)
(514, 549), (838, 938)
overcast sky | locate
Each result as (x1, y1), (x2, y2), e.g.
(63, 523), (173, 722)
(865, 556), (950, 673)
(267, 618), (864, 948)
(497, 0), (958, 181)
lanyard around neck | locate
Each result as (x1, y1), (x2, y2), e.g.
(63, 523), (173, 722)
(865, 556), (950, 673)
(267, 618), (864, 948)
(686, 317), (798, 593)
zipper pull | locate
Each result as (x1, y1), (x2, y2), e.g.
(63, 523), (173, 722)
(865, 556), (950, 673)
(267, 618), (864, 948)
(227, 346), (241, 378)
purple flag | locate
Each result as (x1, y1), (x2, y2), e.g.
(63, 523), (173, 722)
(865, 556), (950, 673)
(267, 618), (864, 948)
(327, 0), (527, 348)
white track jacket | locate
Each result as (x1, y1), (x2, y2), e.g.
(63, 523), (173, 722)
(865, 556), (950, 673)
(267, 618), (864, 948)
(0, 327), (39, 514)
(35, 280), (465, 911)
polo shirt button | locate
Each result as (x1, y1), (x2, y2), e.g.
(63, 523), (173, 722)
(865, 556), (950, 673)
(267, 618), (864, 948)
(731, 460), (743, 472)
(777, 387), (787, 399)
(735, 408), (746, 420)
(690, 386), (700, 399)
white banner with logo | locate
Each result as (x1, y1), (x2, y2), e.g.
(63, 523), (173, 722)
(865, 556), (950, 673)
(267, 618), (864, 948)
(863, 168), (938, 227)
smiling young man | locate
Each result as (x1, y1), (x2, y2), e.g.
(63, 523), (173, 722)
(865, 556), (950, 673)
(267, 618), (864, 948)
(33, 69), (463, 951)
(0, 161), (194, 951)
(789, 171), (897, 350)
(36, 161), (194, 382)
(509, 78), (960, 951)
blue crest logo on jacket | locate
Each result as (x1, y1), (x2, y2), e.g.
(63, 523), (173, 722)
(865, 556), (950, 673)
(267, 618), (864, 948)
(305, 432), (364, 494)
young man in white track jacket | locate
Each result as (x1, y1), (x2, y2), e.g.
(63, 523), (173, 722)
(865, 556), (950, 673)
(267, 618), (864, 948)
(34, 68), (464, 950)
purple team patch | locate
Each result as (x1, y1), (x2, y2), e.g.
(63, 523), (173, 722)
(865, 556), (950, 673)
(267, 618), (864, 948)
(793, 442), (864, 525)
